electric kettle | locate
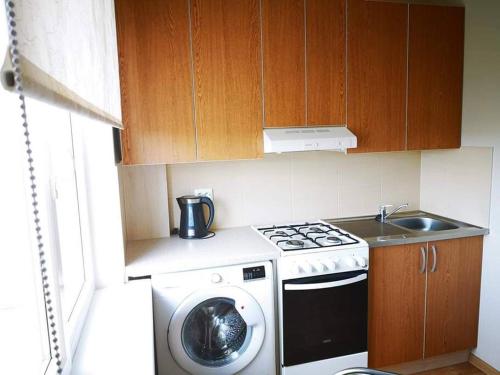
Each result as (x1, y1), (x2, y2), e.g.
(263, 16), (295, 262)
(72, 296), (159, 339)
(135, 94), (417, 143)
(176, 195), (215, 239)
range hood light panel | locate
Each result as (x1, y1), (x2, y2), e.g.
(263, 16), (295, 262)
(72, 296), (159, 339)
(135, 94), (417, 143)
(263, 126), (357, 154)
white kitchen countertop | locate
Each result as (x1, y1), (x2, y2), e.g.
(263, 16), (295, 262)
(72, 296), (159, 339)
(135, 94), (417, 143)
(126, 226), (279, 278)
(72, 279), (154, 375)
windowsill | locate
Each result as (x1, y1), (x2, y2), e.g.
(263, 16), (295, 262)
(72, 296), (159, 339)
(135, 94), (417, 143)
(71, 279), (154, 374)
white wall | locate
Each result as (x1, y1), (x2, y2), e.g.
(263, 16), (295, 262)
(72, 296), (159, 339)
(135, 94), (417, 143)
(419, 0), (500, 369)
(461, 0), (500, 368)
(420, 147), (492, 228)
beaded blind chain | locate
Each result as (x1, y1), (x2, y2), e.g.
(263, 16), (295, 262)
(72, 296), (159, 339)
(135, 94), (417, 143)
(4, 1), (64, 373)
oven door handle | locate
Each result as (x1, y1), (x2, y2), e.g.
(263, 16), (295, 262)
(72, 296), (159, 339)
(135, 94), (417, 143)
(284, 273), (367, 291)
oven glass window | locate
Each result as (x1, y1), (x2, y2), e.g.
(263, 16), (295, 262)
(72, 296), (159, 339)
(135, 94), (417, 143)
(282, 270), (368, 367)
(181, 297), (252, 367)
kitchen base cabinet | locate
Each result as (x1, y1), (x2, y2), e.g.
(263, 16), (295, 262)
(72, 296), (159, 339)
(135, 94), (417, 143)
(425, 237), (483, 357)
(368, 243), (426, 368)
(368, 237), (483, 368)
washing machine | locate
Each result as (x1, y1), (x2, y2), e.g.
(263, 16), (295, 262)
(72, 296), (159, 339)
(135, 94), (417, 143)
(152, 261), (276, 375)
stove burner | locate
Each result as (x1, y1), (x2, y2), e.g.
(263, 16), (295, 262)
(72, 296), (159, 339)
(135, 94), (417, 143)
(275, 230), (288, 236)
(308, 227), (322, 233)
(326, 236), (342, 245)
(286, 240), (305, 249)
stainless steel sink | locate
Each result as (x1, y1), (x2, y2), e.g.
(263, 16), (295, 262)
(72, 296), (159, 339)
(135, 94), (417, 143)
(390, 217), (459, 232)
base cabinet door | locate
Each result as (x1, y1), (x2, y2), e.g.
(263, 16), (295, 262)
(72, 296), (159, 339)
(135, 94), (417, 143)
(368, 244), (426, 368)
(425, 237), (483, 357)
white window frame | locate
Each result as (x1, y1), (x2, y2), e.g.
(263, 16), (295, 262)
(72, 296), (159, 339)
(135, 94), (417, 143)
(22, 98), (97, 374)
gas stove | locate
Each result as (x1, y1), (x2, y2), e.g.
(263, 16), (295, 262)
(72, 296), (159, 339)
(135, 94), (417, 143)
(254, 220), (370, 375)
(253, 220), (364, 255)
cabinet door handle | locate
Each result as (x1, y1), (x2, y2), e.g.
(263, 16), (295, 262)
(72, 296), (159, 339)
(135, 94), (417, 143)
(430, 245), (437, 273)
(419, 246), (426, 273)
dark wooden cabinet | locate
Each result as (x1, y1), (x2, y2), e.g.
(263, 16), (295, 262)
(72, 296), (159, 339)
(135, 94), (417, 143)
(347, 0), (407, 153)
(191, 0), (263, 161)
(407, 5), (465, 150)
(425, 237), (483, 357)
(115, 0), (196, 165)
(368, 243), (426, 367)
(368, 237), (483, 368)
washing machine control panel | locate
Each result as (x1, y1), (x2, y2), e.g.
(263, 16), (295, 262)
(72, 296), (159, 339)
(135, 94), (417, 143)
(243, 265), (266, 281)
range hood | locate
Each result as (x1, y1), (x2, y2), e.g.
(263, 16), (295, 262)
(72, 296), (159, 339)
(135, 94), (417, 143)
(263, 126), (357, 154)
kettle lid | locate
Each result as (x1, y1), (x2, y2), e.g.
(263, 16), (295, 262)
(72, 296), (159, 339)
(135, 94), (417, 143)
(177, 195), (201, 204)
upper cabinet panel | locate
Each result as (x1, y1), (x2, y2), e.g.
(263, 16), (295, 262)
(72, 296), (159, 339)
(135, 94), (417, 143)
(191, 0), (263, 161)
(306, 0), (346, 126)
(116, 0), (196, 165)
(263, 0), (306, 127)
(347, 0), (407, 153)
(407, 5), (464, 151)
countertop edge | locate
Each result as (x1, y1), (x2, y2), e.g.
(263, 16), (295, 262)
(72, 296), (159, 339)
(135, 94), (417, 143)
(367, 228), (490, 248)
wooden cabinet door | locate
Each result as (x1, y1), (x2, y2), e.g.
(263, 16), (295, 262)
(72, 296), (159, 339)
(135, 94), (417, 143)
(191, 0), (263, 161)
(368, 244), (426, 368)
(347, 0), (407, 153)
(263, 0), (306, 127)
(425, 237), (483, 357)
(115, 0), (196, 165)
(407, 5), (464, 150)
(306, 0), (346, 126)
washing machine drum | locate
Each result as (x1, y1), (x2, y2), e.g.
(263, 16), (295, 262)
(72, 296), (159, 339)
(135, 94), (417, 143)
(168, 287), (266, 375)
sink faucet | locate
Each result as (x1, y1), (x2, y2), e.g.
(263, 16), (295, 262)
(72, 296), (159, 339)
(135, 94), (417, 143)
(375, 203), (409, 223)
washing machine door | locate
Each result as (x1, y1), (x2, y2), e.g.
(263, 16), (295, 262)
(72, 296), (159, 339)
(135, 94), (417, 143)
(168, 286), (265, 375)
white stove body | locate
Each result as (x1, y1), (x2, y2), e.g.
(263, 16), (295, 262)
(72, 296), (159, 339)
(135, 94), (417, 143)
(253, 220), (369, 375)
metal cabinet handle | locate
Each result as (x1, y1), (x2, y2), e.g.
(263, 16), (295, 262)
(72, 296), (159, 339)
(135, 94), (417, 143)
(430, 245), (437, 272)
(419, 247), (426, 273)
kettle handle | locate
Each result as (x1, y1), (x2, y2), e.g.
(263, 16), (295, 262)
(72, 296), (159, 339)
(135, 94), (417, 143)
(200, 196), (215, 230)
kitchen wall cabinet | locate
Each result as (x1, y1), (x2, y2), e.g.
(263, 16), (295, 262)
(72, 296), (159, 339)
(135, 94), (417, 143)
(116, 0), (263, 165)
(368, 237), (483, 368)
(115, 0), (197, 165)
(347, 0), (407, 153)
(407, 5), (464, 151)
(116, 0), (465, 164)
(306, 0), (346, 126)
(262, 0), (346, 128)
(262, 0), (305, 127)
(191, 0), (263, 161)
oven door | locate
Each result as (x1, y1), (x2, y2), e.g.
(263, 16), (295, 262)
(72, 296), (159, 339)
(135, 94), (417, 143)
(282, 270), (368, 367)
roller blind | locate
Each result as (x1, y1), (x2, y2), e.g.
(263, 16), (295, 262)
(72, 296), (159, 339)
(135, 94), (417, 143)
(1, 0), (123, 129)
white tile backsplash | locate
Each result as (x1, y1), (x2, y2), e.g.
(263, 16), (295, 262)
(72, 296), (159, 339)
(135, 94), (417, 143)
(166, 151), (421, 230)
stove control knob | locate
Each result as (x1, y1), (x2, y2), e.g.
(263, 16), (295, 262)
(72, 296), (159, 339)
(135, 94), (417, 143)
(311, 261), (325, 272)
(299, 261), (312, 274)
(211, 273), (223, 284)
(324, 259), (337, 271)
(289, 262), (300, 275)
(354, 256), (368, 268)
(343, 257), (357, 268)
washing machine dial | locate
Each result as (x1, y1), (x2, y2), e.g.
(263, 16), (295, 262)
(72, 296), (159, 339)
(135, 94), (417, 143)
(211, 273), (223, 283)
